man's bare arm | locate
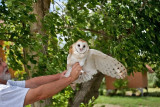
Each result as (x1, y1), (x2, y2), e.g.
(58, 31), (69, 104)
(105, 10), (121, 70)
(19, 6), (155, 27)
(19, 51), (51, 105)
(24, 63), (82, 105)
(24, 76), (73, 105)
(0, 73), (61, 88)
(25, 73), (62, 88)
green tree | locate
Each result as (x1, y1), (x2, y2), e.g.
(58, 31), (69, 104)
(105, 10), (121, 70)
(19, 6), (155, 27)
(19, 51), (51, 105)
(0, 0), (160, 106)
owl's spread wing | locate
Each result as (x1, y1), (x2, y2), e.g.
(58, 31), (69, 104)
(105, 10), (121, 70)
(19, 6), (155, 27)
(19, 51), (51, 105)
(90, 49), (127, 79)
(74, 72), (93, 83)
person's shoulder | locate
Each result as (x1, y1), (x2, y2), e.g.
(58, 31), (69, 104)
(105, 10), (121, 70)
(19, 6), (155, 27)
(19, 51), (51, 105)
(0, 83), (29, 107)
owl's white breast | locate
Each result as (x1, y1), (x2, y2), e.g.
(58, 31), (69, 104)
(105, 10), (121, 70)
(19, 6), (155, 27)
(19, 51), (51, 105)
(67, 52), (87, 66)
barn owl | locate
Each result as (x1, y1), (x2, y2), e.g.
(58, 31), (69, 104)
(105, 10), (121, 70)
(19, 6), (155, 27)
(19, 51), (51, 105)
(65, 39), (127, 85)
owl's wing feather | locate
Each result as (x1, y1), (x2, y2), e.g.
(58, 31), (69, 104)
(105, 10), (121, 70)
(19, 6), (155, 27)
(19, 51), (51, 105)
(90, 49), (127, 79)
(73, 72), (93, 83)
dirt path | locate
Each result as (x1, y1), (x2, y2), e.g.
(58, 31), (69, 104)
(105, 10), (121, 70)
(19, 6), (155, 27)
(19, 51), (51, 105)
(94, 104), (121, 107)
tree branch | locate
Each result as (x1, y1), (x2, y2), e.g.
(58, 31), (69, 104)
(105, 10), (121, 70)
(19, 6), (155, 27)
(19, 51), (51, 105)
(0, 33), (14, 35)
(80, 28), (106, 36)
(63, 26), (107, 36)
(0, 38), (14, 42)
(0, 33), (15, 42)
(69, 72), (104, 107)
(62, 26), (115, 40)
(0, 39), (14, 42)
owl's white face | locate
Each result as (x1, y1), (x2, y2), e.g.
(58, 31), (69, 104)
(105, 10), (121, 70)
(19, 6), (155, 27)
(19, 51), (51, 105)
(75, 40), (89, 54)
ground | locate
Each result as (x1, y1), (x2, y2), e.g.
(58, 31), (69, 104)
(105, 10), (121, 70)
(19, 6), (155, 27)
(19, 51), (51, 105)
(94, 104), (121, 107)
(95, 88), (160, 107)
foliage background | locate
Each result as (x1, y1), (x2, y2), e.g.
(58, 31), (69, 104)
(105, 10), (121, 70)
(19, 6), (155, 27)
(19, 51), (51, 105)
(0, 0), (160, 106)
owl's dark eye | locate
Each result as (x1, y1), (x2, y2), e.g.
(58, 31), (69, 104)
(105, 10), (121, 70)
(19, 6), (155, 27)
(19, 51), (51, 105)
(83, 45), (85, 48)
(78, 44), (80, 47)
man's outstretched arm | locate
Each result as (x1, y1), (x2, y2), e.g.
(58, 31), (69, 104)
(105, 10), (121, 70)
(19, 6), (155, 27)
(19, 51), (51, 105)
(0, 73), (63, 88)
(25, 70), (67, 88)
(24, 63), (82, 105)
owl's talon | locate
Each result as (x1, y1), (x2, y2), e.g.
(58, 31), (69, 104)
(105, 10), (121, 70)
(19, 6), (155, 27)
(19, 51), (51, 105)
(80, 70), (84, 73)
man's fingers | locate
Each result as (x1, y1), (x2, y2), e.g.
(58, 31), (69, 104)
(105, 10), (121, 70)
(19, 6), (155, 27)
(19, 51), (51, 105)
(72, 63), (79, 69)
(72, 63), (81, 70)
(72, 62), (82, 75)
(78, 66), (82, 71)
(69, 63), (83, 81)
(61, 70), (67, 75)
(75, 65), (82, 72)
(63, 70), (67, 74)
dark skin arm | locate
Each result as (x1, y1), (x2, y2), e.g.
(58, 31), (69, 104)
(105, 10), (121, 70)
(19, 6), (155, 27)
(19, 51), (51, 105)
(24, 63), (82, 105)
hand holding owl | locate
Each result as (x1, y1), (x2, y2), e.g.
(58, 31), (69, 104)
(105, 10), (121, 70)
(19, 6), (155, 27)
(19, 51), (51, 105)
(65, 39), (127, 87)
(69, 63), (82, 81)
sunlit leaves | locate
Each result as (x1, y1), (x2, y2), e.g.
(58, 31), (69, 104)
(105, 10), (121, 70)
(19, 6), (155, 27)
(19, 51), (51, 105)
(65, 0), (160, 73)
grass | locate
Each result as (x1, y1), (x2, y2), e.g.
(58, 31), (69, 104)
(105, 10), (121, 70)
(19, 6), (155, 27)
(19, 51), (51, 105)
(95, 88), (160, 107)
(95, 96), (160, 107)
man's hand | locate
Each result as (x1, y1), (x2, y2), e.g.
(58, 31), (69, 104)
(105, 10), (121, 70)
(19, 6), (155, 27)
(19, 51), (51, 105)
(59, 70), (67, 79)
(69, 63), (82, 81)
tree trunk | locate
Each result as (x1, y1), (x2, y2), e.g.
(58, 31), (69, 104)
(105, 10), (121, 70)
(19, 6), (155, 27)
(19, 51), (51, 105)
(69, 72), (104, 107)
(24, 0), (52, 107)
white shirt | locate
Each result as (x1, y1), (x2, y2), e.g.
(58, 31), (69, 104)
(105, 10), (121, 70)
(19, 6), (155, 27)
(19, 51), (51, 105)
(0, 80), (30, 107)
